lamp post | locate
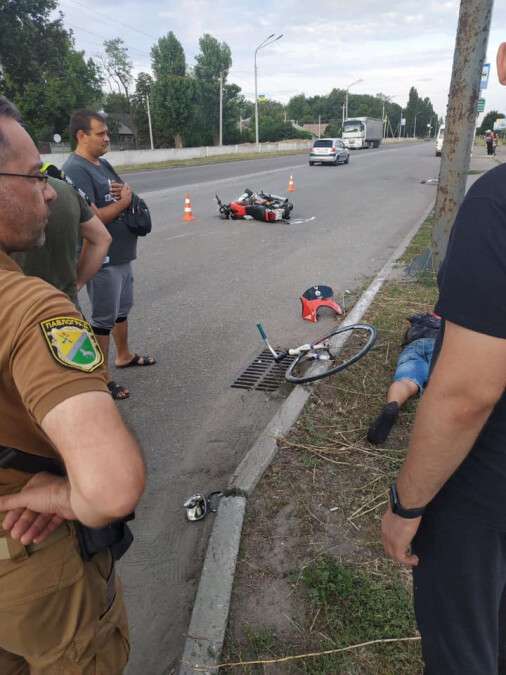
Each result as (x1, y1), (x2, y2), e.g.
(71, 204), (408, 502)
(345, 78), (363, 119)
(254, 33), (283, 147)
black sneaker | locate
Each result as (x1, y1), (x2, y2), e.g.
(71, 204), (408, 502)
(367, 402), (400, 445)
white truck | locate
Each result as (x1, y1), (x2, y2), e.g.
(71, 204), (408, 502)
(342, 117), (383, 149)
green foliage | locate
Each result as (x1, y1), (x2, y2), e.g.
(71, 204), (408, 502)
(152, 75), (196, 147)
(478, 110), (505, 134)
(302, 557), (417, 646)
(0, 0), (102, 142)
(151, 31), (186, 79)
(131, 73), (154, 147)
(403, 87), (436, 138)
(194, 33), (232, 81)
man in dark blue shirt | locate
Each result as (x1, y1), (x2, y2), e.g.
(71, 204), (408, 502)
(382, 42), (506, 674)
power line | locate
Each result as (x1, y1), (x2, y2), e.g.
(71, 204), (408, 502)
(66, 22), (152, 59)
(60, 0), (158, 41)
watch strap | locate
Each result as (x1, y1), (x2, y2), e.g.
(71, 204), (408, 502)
(389, 483), (425, 519)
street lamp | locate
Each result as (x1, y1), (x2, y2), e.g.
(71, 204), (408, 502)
(254, 33), (283, 147)
(345, 78), (363, 119)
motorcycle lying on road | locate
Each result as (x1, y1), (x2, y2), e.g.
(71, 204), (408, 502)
(215, 188), (293, 223)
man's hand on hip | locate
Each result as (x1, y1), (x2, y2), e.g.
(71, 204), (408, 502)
(381, 505), (421, 567)
(0, 473), (76, 545)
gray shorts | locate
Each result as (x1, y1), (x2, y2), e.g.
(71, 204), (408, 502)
(87, 262), (134, 331)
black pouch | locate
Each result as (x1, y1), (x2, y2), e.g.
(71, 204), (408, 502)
(125, 194), (152, 237)
(75, 515), (134, 562)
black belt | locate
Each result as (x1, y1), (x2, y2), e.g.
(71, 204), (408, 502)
(0, 445), (133, 561)
(0, 445), (65, 476)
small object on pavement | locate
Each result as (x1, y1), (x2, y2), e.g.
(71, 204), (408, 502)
(301, 285), (344, 323)
(184, 494), (207, 521)
(184, 491), (224, 521)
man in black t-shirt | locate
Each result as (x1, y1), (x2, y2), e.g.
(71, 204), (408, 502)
(382, 43), (506, 675)
(64, 111), (156, 400)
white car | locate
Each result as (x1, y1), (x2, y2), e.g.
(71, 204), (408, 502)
(309, 138), (350, 166)
(435, 126), (445, 157)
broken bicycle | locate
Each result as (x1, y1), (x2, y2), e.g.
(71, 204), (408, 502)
(256, 321), (377, 385)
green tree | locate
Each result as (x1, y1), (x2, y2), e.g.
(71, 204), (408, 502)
(478, 110), (505, 134)
(150, 33), (194, 147)
(0, 0), (102, 142)
(102, 38), (132, 105)
(194, 34), (233, 145)
(151, 31), (185, 79)
(131, 73), (153, 147)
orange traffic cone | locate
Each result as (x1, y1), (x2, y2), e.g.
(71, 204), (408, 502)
(183, 193), (194, 221)
(288, 175), (296, 192)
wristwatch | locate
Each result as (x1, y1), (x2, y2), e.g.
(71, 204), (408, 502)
(389, 483), (426, 519)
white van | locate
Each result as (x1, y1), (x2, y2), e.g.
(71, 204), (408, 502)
(435, 126), (445, 157)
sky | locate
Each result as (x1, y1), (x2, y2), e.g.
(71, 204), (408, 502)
(56, 0), (506, 123)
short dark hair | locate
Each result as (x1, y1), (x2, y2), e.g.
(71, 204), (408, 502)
(69, 109), (106, 142)
(0, 97), (22, 165)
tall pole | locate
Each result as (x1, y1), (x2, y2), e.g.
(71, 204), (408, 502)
(146, 94), (154, 150)
(344, 79), (363, 120)
(254, 50), (259, 147)
(254, 34), (283, 148)
(413, 112), (417, 139)
(219, 73), (223, 146)
(432, 0), (494, 270)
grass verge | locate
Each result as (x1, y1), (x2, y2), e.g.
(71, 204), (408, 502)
(114, 149), (308, 174)
(222, 214), (437, 674)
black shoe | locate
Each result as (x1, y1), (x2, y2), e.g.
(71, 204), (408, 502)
(367, 402), (400, 445)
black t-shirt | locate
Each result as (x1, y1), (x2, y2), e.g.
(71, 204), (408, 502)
(63, 154), (137, 266)
(432, 162), (506, 529)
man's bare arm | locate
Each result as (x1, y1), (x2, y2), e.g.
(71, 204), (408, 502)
(95, 184), (132, 225)
(76, 215), (112, 290)
(38, 390), (146, 527)
(397, 321), (506, 508)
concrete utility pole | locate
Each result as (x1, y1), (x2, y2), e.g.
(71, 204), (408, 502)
(432, 0), (494, 270)
(146, 94), (154, 150)
(219, 73), (223, 146)
(254, 34), (283, 148)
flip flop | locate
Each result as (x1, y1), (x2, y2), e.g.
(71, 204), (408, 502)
(107, 381), (130, 400)
(116, 353), (157, 369)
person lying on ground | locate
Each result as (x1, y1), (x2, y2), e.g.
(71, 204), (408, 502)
(367, 313), (441, 445)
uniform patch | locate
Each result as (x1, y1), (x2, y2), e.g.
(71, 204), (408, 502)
(40, 317), (104, 372)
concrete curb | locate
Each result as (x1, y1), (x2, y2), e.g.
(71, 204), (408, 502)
(177, 199), (435, 674)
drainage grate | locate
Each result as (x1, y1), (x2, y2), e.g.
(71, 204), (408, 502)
(231, 348), (297, 392)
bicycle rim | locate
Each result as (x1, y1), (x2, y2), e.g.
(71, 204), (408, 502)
(285, 323), (377, 384)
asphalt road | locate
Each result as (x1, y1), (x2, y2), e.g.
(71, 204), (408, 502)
(84, 141), (439, 674)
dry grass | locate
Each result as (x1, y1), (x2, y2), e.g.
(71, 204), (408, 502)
(223, 216), (437, 674)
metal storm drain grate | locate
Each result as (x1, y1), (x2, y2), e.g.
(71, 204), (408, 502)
(231, 348), (296, 392)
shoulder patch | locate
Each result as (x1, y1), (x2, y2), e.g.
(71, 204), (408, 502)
(40, 316), (104, 372)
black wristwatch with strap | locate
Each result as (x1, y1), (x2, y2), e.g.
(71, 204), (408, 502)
(389, 482), (426, 519)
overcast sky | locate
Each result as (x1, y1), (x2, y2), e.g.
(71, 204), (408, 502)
(57, 0), (505, 122)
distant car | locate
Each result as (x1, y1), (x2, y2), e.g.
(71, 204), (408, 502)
(435, 125), (445, 157)
(309, 138), (350, 166)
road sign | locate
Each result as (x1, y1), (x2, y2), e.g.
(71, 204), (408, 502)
(481, 63), (491, 90)
(477, 98), (485, 112)
(400, 118), (406, 126)
(494, 118), (506, 131)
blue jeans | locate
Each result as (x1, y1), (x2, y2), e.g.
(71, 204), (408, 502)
(393, 338), (435, 393)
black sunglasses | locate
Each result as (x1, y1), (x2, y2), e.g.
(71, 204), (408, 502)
(0, 172), (49, 184)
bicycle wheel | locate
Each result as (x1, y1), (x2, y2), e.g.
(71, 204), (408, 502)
(285, 323), (377, 385)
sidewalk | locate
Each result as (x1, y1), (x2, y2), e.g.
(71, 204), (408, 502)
(180, 147), (503, 674)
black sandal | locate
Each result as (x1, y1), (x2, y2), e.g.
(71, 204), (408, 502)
(107, 381), (130, 400)
(116, 353), (157, 369)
